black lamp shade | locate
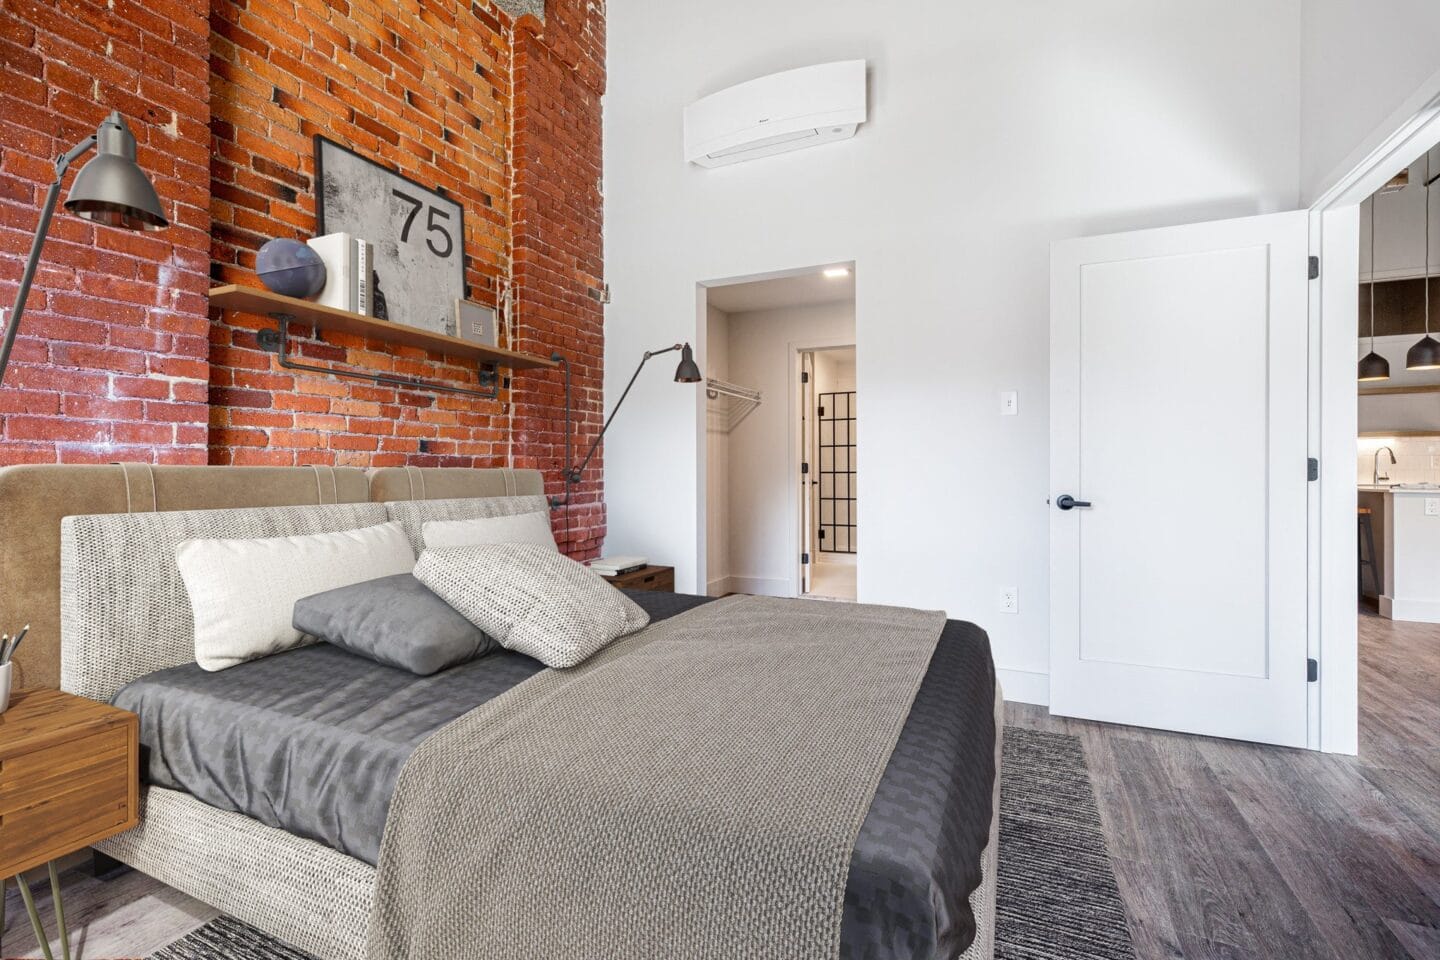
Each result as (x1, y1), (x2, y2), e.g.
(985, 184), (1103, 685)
(1407, 334), (1440, 371)
(1358, 350), (1391, 382)
(673, 342), (702, 382)
(64, 113), (167, 231)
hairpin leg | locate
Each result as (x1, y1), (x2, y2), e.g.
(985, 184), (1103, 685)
(1, 875), (8, 958)
(48, 862), (70, 960)
(14, 870), (55, 960)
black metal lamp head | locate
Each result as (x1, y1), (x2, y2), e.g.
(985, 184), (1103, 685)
(673, 342), (702, 383)
(1358, 350), (1392, 382)
(64, 112), (168, 231)
(1407, 334), (1440, 371)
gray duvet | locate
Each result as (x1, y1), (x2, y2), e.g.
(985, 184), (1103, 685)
(113, 591), (998, 959)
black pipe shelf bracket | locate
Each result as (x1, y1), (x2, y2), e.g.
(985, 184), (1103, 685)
(256, 316), (501, 401)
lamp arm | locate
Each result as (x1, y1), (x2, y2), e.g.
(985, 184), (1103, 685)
(570, 344), (682, 481)
(0, 135), (97, 388)
(549, 343), (684, 509)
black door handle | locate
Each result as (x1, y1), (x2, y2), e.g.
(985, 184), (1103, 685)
(1056, 494), (1092, 511)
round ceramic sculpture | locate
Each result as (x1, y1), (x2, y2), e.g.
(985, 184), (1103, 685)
(256, 238), (327, 298)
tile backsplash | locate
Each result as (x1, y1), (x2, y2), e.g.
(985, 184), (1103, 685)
(1357, 436), (1440, 484)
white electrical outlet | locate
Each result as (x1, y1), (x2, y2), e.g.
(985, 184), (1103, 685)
(1000, 391), (1018, 416)
(1427, 498), (1440, 517)
(1000, 587), (1018, 614)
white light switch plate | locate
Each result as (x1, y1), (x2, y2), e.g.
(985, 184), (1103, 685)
(1427, 498), (1440, 517)
(1000, 391), (1018, 416)
(1000, 587), (1018, 614)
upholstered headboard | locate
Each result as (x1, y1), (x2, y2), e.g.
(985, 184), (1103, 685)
(0, 463), (543, 691)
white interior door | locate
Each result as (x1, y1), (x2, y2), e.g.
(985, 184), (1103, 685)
(1050, 211), (1311, 748)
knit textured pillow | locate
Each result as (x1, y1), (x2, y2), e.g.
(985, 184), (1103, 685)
(414, 544), (651, 668)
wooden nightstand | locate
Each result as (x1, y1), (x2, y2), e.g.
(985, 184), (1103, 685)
(603, 564), (675, 592)
(0, 689), (139, 960)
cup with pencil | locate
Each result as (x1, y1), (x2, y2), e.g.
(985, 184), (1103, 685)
(0, 625), (27, 715)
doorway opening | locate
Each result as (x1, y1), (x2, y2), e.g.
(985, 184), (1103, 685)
(700, 264), (856, 599)
(1353, 142), (1440, 768)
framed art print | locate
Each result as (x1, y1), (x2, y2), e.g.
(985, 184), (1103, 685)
(314, 136), (466, 335)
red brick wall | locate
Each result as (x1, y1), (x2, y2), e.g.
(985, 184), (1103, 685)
(207, 0), (516, 470)
(0, 0), (213, 465)
(0, 0), (606, 556)
(510, 4), (606, 557)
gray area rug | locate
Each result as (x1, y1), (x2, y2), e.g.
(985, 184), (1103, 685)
(150, 727), (1134, 960)
(997, 728), (1135, 960)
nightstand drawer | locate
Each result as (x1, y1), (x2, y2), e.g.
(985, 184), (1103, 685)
(606, 565), (675, 592)
(0, 770), (130, 874)
(0, 697), (138, 878)
(0, 724), (129, 814)
(632, 569), (674, 591)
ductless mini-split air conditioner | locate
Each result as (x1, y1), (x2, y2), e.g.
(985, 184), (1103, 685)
(683, 61), (868, 168)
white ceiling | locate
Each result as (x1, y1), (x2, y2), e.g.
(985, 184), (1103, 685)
(705, 268), (855, 314)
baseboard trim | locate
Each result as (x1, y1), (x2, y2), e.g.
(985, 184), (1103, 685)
(997, 668), (1049, 707)
(725, 576), (793, 598)
(1380, 594), (1440, 623)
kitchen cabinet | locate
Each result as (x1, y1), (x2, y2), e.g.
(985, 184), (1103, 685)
(1360, 145), (1440, 282)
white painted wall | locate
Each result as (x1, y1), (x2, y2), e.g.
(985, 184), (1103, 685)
(1301, 1), (1440, 203)
(603, 0), (1304, 699)
(717, 302), (854, 596)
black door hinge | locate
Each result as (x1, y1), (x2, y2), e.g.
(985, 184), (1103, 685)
(819, 406), (826, 417)
(1308, 457), (1319, 481)
(801, 371), (809, 383)
(1308, 256), (1320, 280)
(801, 461), (810, 475)
(801, 552), (810, 565)
(819, 529), (826, 541)
(1307, 658), (1318, 682)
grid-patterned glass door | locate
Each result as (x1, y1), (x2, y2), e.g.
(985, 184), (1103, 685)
(818, 390), (856, 554)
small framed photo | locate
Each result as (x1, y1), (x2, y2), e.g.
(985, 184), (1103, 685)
(456, 299), (497, 347)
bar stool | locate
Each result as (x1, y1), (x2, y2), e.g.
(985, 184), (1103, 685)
(1358, 507), (1379, 598)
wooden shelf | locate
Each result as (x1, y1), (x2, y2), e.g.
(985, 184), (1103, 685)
(209, 285), (556, 370)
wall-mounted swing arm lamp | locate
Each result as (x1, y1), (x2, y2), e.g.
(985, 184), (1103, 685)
(0, 111), (168, 387)
(550, 342), (702, 508)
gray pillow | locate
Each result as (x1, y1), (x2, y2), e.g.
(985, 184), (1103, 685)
(293, 574), (496, 675)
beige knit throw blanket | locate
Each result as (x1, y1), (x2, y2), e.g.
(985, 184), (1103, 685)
(365, 594), (946, 960)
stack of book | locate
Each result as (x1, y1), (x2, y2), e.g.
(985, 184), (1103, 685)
(590, 556), (648, 577)
(307, 233), (376, 316)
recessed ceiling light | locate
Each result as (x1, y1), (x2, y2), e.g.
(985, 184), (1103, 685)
(823, 267), (850, 279)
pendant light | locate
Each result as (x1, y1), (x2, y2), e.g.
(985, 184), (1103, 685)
(1407, 154), (1440, 370)
(1359, 194), (1392, 381)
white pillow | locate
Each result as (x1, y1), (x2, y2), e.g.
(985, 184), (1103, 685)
(177, 522), (416, 671)
(422, 510), (558, 552)
(414, 544), (650, 669)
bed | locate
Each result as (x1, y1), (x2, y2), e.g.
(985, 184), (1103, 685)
(0, 463), (1001, 960)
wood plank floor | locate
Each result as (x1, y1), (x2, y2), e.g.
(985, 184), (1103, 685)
(3, 608), (1437, 959)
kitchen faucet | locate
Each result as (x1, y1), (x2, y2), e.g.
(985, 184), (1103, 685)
(1374, 446), (1397, 486)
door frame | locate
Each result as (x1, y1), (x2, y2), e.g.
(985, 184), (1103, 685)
(788, 337), (858, 598)
(1308, 68), (1440, 754)
(695, 261), (858, 598)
